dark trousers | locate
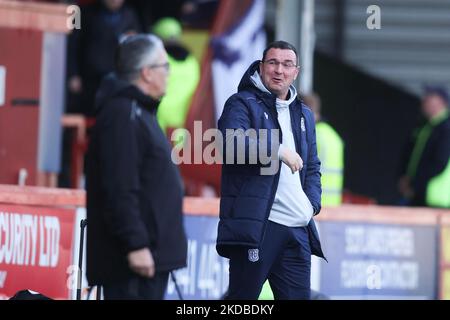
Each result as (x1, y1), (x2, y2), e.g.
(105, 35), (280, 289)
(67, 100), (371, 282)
(227, 220), (311, 300)
(103, 272), (169, 300)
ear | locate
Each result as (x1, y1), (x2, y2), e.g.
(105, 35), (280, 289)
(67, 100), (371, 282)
(294, 66), (300, 80)
(259, 61), (263, 74)
(141, 67), (152, 82)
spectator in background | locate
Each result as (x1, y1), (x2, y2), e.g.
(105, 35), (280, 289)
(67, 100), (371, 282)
(128, 0), (187, 32)
(67, 0), (140, 116)
(303, 92), (344, 206)
(399, 86), (450, 208)
(152, 17), (200, 142)
(85, 34), (187, 299)
(60, 0), (140, 188)
(181, 0), (219, 29)
(216, 41), (325, 299)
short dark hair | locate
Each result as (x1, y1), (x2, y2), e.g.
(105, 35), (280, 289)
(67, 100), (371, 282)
(262, 40), (298, 64)
(115, 34), (163, 82)
(424, 85), (449, 105)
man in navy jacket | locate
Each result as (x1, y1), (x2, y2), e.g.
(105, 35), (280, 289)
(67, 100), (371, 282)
(216, 41), (325, 300)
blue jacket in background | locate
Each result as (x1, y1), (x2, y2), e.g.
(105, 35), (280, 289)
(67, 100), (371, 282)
(216, 61), (325, 260)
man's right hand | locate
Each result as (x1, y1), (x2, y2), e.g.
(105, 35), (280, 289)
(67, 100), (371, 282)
(279, 146), (303, 173)
(127, 248), (155, 278)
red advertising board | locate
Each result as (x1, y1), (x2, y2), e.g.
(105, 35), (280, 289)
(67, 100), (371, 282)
(0, 204), (76, 299)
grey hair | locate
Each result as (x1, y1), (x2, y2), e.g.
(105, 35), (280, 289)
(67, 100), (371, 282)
(115, 33), (164, 82)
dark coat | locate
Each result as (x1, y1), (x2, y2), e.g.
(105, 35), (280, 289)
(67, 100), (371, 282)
(86, 74), (187, 285)
(216, 61), (325, 259)
(67, 3), (141, 116)
(409, 113), (450, 206)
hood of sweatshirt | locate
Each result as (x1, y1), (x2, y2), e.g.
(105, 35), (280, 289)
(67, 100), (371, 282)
(250, 69), (297, 109)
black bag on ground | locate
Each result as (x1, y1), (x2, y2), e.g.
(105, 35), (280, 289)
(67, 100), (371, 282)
(9, 289), (52, 300)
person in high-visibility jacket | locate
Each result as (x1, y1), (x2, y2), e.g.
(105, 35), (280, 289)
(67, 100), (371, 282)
(426, 158), (450, 207)
(152, 17), (200, 143)
(303, 93), (344, 206)
(399, 86), (450, 208)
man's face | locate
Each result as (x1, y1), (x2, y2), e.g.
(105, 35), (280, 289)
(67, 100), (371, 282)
(259, 48), (299, 99)
(422, 94), (446, 120)
(103, 0), (124, 11)
(145, 49), (170, 99)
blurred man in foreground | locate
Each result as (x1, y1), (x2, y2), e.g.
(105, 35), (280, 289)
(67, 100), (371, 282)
(86, 34), (187, 299)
